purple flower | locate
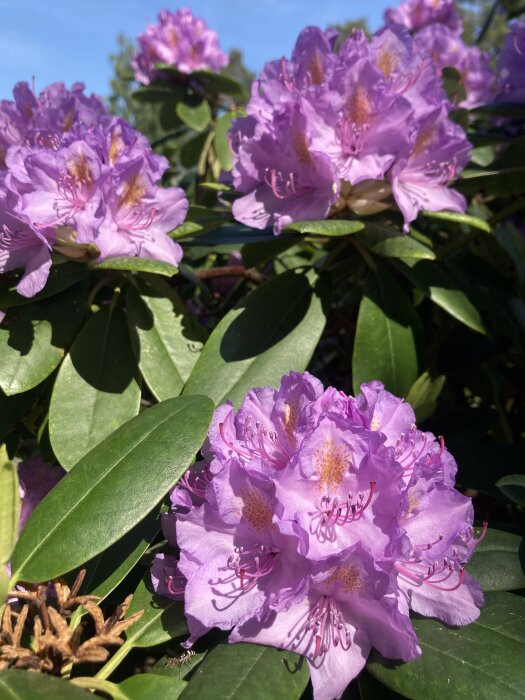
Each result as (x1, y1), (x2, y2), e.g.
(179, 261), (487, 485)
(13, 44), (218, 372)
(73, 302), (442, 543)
(388, 105), (471, 231)
(18, 455), (65, 531)
(231, 104), (339, 233)
(385, 0), (463, 34)
(132, 7), (228, 85)
(152, 372), (484, 699)
(496, 20), (525, 103)
(229, 22), (467, 234)
(414, 25), (495, 108)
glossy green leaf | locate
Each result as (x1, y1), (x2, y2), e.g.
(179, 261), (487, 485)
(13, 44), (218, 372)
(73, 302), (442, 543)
(0, 282), (87, 396)
(94, 257), (179, 277)
(11, 394), (214, 583)
(0, 262), (89, 309)
(184, 269), (330, 407)
(0, 445), (19, 567)
(496, 475), (525, 506)
(357, 224), (435, 260)
(127, 279), (204, 402)
(367, 592), (525, 699)
(352, 267), (419, 397)
(405, 372), (446, 423)
(396, 259), (485, 334)
(193, 70), (245, 96)
(214, 112), (235, 171)
(284, 219), (364, 236)
(97, 576), (188, 680)
(180, 643), (309, 700)
(0, 670), (91, 699)
(472, 102), (525, 118)
(119, 674), (186, 700)
(421, 210), (491, 233)
(467, 528), (525, 592)
(49, 306), (141, 470)
(132, 86), (177, 104)
(176, 100), (211, 132)
(457, 166), (525, 197)
(80, 506), (162, 600)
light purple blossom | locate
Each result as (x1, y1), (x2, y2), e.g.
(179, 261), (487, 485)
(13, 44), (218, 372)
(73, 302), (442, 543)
(496, 20), (525, 103)
(414, 25), (495, 108)
(132, 7), (228, 85)
(229, 24), (467, 234)
(152, 371), (485, 699)
(385, 0), (463, 34)
(18, 455), (65, 531)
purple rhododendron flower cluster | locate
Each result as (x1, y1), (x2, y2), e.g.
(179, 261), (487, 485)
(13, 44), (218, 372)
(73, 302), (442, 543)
(152, 372), (486, 700)
(0, 82), (188, 298)
(132, 7), (228, 85)
(229, 24), (471, 234)
(385, 0), (462, 33)
(496, 20), (525, 103)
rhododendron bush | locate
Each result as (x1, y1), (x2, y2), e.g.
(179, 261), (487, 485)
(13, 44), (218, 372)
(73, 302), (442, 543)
(1, 4), (524, 700)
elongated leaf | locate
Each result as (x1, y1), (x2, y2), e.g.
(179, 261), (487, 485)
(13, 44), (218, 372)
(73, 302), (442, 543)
(119, 674), (186, 700)
(405, 372), (445, 423)
(180, 643), (309, 700)
(183, 269), (329, 407)
(367, 592), (525, 699)
(496, 475), (525, 506)
(0, 446), (19, 567)
(0, 262), (89, 309)
(352, 267), (419, 397)
(193, 70), (245, 97)
(284, 219), (364, 236)
(80, 506), (162, 600)
(357, 225), (435, 260)
(467, 528), (525, 592)
(214, 112), (235, 171)
(94, 257), (179, 276)
(176, 100), (211, 132)
(0, 282), (87, 396)
(396, 259), (485, 334)
(0, 670), (91, 699)
(127, 280), (204, 402)
(11, 395), (214, 583)
(49, 306), (141, 470)
(96, 576), (188, 680)
(421, 209), (491, 232)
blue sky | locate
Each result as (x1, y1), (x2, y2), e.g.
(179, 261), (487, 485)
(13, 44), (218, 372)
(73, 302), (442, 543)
(0, 0), (390, 101)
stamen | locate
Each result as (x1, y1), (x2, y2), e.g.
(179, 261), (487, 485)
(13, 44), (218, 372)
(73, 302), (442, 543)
(310, 481), (375, 542)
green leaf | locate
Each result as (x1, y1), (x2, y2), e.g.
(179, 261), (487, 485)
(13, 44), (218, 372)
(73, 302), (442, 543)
(176, 100), (211, 132)
(352, 267), (419, 397)
(127, 279), (204, 402)
(183, 269), (330, 407)
(0, 282), (87, 396)
(80, 506), (162, 600)
(421, 210), (491, 233)
(132, 86), (177, 104)
(0, 446), (19, 567)
(49, 306), (141, 470)
(357, 225), (435, 260)
(468, 528), (525, 592)
(0, 388), (39, 440)
(457, 166), (525, 197)
(214, 112), (235, 171)
(0, 670), (92, 699)
(396, 259), (485, 334)
(283, 219), (364, 236)
(405, 372), (446, 423)
(367, 592), (525, 699)
(472, 103), (525, 118)
(96, 576), (188, 680)
(94, 257), (179, 277)
(193, 70), (245, 97)
(442, 66), (467, 106)
(11, 394), (214, 583)
(180, 643), (309, 700)
(119, 674), (186, 700)
(496, 475), (525, 506)
(0, 262), (89, 309)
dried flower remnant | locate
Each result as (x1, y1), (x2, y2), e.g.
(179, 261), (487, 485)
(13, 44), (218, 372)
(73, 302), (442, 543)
(152, 371), (485, 700)
(0, 569), (143, 674)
